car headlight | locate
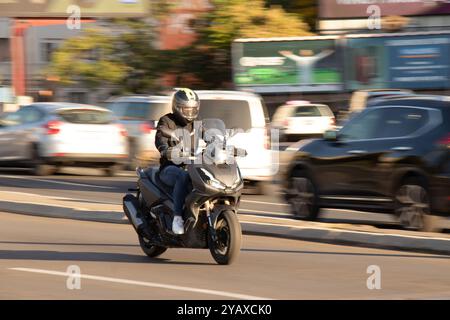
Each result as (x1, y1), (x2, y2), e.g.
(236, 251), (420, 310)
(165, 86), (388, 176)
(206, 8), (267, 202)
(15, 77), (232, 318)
(198, 168), (226, 190)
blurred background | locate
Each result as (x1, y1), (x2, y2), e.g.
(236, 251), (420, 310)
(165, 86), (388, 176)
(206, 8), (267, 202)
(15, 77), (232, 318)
(1, 0), (450, 112)
(0, 0), (448, 231)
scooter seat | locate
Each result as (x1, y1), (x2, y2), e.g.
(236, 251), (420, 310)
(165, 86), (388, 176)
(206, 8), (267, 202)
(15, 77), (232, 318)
(144, 167), (173, 199)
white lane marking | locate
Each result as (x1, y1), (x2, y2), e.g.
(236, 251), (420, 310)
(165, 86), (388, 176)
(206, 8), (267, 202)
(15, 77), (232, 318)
(239, 208), (289, 216)
(9, 267), (272, 300)
(0, 175), (115, 190)
(241, 200), (289, 207)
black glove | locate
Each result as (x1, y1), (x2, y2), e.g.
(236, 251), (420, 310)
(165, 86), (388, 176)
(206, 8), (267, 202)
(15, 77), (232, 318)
(163, 147), (190, 161)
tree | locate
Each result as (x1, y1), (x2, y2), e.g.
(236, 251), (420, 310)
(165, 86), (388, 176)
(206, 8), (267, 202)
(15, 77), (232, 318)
(48, 0), (171, 95)
(48, 28), (128, 89)
(111, 18), (164, 93)
(171, 0), (313, 88)
(265, 0), (318, 32)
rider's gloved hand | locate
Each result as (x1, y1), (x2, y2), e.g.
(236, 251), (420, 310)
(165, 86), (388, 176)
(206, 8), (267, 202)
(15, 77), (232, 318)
(162, 147), (176, 161)
(163, 147), (190, 161)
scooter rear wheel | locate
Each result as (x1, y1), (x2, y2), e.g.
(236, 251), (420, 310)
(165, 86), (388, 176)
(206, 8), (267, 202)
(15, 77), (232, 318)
(208, 210), (242, 265)
(138, 235), (167, 258)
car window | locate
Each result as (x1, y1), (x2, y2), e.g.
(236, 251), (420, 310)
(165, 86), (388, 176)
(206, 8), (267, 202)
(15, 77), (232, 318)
(198, 99), (252, 130)
(375, 107), (429, 139)
(339, 108), (384, 141)
(295, 105), (321, 117)
(107, 102), (170, 120)
(0, 109), (26, 126)
(317, 105), (334, 117)
(22, 106), (44, 123)
(58, 109), (113, 124)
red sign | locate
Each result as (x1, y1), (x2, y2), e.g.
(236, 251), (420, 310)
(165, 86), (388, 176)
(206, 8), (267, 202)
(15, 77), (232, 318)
(319, 0), (450, 19)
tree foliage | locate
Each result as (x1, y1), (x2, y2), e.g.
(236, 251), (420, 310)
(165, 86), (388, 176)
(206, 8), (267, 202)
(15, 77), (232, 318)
(265, 0), (318, 32)
(48, 0), (314, 93)
(49, 28), (128, 88)
(175, 0), (313, 88)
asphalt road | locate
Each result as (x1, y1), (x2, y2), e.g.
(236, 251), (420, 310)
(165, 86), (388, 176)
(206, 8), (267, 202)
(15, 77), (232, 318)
(1, 211), (449, 299)
(0, 167), (404, 229)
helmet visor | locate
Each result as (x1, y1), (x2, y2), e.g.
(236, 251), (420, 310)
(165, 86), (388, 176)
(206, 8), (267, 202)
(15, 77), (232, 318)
(182, 104), (199, 120)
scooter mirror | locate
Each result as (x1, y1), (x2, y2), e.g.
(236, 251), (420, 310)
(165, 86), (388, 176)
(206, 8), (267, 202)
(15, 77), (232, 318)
(233, 147), (247, 157)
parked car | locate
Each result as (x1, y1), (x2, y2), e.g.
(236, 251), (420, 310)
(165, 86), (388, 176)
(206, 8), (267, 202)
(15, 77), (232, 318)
(337, 89), (415, 126)
(272, 101), (335, 142)
(283, 95), (450, 231)
(195, 90), (274, 194)
(105, 95), (172, 168)
(0, 102), (128, 176)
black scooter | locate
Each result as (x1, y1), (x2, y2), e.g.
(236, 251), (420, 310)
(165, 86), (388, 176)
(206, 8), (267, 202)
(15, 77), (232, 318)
(123, 119), (246, 265)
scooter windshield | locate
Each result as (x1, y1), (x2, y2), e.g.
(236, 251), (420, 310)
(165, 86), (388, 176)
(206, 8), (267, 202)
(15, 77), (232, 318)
(202, 118), (226, 142)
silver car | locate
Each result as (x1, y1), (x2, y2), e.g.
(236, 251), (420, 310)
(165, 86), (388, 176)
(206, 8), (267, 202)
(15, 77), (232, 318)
(105, 95), (172, 168)
(0, 102), (128, 176)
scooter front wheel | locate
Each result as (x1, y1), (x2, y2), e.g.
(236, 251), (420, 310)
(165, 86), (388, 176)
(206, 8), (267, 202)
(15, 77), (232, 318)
(138, 235), (167, 258)
(208, 210), (242, 265)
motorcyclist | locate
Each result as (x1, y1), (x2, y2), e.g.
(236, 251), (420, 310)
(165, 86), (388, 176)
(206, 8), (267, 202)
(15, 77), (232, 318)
(155, 88), (200, 235)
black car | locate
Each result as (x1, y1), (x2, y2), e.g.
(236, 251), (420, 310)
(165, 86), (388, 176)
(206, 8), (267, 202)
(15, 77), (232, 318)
(284, 95), (450, 231)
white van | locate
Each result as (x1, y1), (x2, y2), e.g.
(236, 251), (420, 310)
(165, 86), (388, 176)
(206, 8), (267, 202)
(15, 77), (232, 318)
(196, 91), (275, 194)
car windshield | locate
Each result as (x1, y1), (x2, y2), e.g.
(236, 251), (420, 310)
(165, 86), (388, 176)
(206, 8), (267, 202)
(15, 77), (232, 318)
(198, 99), (252, 131)
(107, 101), (170, 120)
(295, 105), (322, 117)
(58, 109), (113, 124)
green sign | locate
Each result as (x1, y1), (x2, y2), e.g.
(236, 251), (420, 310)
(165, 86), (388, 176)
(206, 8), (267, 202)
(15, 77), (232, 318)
(233, 37), (343, 93)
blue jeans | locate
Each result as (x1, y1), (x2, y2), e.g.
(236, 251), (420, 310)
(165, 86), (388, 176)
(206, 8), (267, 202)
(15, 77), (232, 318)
(159, 165), (190, 217)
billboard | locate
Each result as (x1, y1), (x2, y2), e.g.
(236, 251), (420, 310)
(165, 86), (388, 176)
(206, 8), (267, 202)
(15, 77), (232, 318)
(320, 0), (450, 19)
(346, 34), (450, 90)
(233, 37), (344, 93)
(0, 0), (148, 18)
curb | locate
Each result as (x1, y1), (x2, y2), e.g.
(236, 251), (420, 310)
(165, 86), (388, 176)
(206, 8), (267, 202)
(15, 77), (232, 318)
(241, 221), (450, 256)
(1, 201), (449, 256)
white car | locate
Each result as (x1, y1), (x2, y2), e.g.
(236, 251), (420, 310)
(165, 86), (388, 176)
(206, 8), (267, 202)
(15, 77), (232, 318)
(272, 101), (335, 142)
(105, 95), (172, 168)
(196, 90), (274, 194)
(0, 102), (128, 176)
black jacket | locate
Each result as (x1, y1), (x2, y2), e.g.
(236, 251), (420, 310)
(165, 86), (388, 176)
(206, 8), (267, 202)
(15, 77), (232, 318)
(155, 113), (194, 169)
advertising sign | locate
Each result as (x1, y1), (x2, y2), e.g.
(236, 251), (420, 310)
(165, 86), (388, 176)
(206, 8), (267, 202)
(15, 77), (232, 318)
(320, 0), (450, 19)
(233, 38), (343, 93)
(387, 36), (450, 88)
(346, 34), (450, 90)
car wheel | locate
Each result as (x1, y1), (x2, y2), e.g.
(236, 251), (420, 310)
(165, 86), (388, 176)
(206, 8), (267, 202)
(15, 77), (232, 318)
(32, 163), (56, 176)
(395, 177), (433, 231)
(287, 171), (319, 220)
(31, 146), (55, 176)
(104, 165), (119, 177)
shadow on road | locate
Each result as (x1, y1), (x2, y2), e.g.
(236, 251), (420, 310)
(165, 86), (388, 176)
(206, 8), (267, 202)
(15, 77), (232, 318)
(242, 248), (450, 259)
(0, 241), (137, 247)
(0, 249), (215, 266)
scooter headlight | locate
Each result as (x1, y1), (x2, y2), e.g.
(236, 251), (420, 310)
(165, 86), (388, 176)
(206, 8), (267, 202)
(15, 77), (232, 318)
(231, 168), (243, 189)
(198, 168), (226, 190)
